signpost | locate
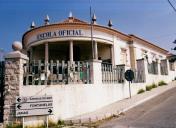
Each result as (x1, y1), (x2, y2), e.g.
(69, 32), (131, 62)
(125, 69), (134, 98)
(16, 95), (53, 128)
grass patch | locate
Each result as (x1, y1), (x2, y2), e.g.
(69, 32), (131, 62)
(6, 124), (22, 128)
(137, 89), (145, 94)
(158, 81), (167, 86)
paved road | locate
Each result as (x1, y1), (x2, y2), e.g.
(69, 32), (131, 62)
(98, 86), (176, 128)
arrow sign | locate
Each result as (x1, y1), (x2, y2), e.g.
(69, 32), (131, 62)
(16, 108), (53, 117)
(17, 104), (21, 109)
(16, 95), (53, 117)
(48, 109), (52, 114)
(17, 97), (21, 102)
(15, 102), (53, 110)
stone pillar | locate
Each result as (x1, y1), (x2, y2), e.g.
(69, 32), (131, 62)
(69, 40), (73, 62)
(3, 51), (28, 125)
(94, 41), (98, 60)
(110, 45), (115, 66)
(30, 47), (33, 62)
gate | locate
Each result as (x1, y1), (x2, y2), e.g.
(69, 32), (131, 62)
(0, 61), (5, 122)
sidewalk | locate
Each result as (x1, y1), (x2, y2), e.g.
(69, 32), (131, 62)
(65, 81), (176, 125)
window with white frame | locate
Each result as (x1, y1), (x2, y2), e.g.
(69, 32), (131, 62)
(160, 59), (168, 75)
(120, 48), (127, 65)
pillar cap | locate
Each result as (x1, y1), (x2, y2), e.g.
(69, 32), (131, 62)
(5, 51), (29, 60)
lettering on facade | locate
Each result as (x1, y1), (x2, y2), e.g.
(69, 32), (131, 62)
(36, 29), (83, 40)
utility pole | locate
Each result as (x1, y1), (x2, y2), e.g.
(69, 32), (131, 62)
(90, 0), (94, 60)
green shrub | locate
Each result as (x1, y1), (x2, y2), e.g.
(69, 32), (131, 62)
(146, 85), (152, 91)
(57, 120), (65, 125)
(151, 83), (157, 88)
(158, 81), (167, 86)
(137, 89), (145, 94)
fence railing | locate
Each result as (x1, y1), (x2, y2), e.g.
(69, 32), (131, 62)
(23, 60), (92, 85)
(102, 63), (125, 84)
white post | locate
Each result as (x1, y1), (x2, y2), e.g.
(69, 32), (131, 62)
(22, 117), (24, 128)
(69, 40), (73, 62)
(46, 116), (48, 128)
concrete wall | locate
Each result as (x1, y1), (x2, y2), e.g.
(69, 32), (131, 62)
(20, 83), (129, 121)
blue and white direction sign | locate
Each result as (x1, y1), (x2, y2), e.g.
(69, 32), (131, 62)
(16, 95), (53, 117)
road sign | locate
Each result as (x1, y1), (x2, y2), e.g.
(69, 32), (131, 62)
(16, 102), (53, 110)
(124, 70), (134, 98)
(16, 95), (52, 103)
(125, 69), (134, 82)
(16, 95), (53, 117)
(16, 108), (53, 117)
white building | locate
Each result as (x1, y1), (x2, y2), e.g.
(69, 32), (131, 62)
(2, 14), (176, 125)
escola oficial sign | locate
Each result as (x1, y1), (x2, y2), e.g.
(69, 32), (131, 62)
(36, 29), (83, 40)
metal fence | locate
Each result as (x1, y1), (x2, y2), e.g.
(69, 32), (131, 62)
(102, 63), (125, 84)
(23, 60), (92, 85)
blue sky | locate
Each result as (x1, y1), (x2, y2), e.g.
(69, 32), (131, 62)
(0, 0), (176, 54)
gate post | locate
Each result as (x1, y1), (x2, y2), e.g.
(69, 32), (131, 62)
(3, 51), (28, 125)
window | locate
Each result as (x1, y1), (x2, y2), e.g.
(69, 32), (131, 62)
(120, 48), (127, 65)
(160, 59), (168, 75)
(169, 62), (175, 71)
(148, 61), (158, 75)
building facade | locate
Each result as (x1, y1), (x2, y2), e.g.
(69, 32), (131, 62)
(2, 14), (176, 125)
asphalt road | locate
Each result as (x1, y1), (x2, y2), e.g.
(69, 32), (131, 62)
(98, 86), (176, 128)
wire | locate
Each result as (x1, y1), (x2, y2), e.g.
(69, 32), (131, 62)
(167, 0), (176, 12)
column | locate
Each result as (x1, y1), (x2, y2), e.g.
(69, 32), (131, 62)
(45, 43), (49, 63)
(129, 42), (136, 70)
(110, 45), (115, 65)
(45, 43), (49, 83)
(69, 40), (73, 62)
(94, 41), (98, 60)
(30, 47), (33, 62)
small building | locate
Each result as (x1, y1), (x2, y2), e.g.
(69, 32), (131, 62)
(1, 13), (176, 125)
